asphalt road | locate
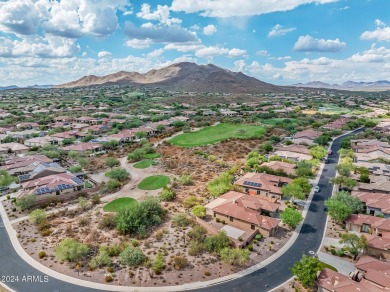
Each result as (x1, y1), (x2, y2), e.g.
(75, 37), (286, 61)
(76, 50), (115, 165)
(0, 129), (362, 292)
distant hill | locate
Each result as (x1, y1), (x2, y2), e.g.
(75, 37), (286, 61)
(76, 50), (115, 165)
(56, 62), (286, 94)
(292, 80), (390, 91)
(0, 85), (53, 91)
(0, 85), (18, 91)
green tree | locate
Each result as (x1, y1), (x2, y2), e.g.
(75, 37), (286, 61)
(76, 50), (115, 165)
(69, 166), (82, 173)
(296, 161), (313, 178)
(280, 208), (303, 229)
(55, 238), (89, 262)
(338, 149), (355, 159)
(119, 246), (146, 267)
(331, 176), (358, 189)
(291, 177), (312, 197)
(105, 157), (120, 168)
(261, 142), (273, 153)
(116, 197), (163, 237)
(192, 205), (206, 218)
(2, 135), (16, 143)
(219, 248), (250, 266)
(105, 168), (130, 181)
(282, 183), (304, 201)
(337, 162), (354, 177)
(339, 233), (368, 260)
(340, 138), (351, 149)
(333, 191), (363, 213)
(0, 170), (16, 187)
(15, 195), (36, 211)
(290, 255), (322, 288)
(28, 209), (47, 225)
(325, 199), (352, 222)
(309, 145), (327, 160)
(207, 172), (233, 197)
(204, 231), (231, 253)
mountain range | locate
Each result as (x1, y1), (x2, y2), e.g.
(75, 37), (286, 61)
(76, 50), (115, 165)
(0, 84), (53, 91)
(292, 80), (390, 91)
(56, 62), (285, 94)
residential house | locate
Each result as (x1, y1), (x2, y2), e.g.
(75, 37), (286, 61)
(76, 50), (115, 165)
(20, 173), (84, 200)
(354, 162), (390, 179)
(352, 140), (390, 162)
(346, 214), (386, 233)
(24, 136), (55, 147)
(62, 142), (103, 154)
(18, 162), (66, 183)
(1, 155), (53, 175)
(234, 172), (292, 200)
(16, 122), (39, 130)
(358, 179), (390, 194)
(208, 191), (280, 236)
(260, 161), (297, 176)
(274, 144), (312, 161)
(352, 191), (390, 218)
(374, 120), (390, 134)
(0, 143), (29, 154)
(205, 191), (280, 217)
(322, 117), (350, 130)
(292, 129), (321, 145)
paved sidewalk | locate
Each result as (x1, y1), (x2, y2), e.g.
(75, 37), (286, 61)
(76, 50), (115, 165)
(318, 251), (355, 275)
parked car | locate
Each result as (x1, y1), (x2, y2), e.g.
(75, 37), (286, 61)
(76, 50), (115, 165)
(328, 150), (333, 155)
(314, 186), (321, 193)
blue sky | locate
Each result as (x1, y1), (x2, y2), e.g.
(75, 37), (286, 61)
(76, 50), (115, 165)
(0, 0), (389, 86)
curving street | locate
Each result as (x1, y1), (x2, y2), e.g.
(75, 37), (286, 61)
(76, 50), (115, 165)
(0, 129), (361, 292)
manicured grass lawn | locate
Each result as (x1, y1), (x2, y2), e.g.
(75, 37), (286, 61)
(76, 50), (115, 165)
(84, 181), (93, 188)
(169, 123), (266, 147)
(319, 261), (338, 272)
(103, 197), (137, 212)
(143, 153), (161, 159)
(133, 160), (156, 169)
(138, 175), (170, 190)
(318, 104), (351, 115)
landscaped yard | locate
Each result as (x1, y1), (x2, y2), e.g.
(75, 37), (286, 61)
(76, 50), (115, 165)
(319, 261), (338, 272)
(103, 197), (137, 212)
(133, 159), (156, 169)
(143, 153), (161, 159)
(169, 123), (266, 147)
(138, 175), (170, 190)
(318, 104), (351, 115)
(259, 118), (301, 126)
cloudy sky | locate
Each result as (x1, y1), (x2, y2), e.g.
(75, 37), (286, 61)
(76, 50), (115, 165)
(0, 0), (389, 86)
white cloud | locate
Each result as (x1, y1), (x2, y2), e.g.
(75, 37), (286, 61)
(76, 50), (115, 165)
(124, 22), (199, 44)
(234, 60), (246, 72)
(203, 24), (217, 35)
(137, 3), (182, 26)
(97, 51), (112, 59)
(0, 35), (80, 58)
(195, 46), (229, 59)
(375, 19), (386, 27)
(349, 45), (390, 63)
(293, 35), (346, 52)
(164, 42), (204, 52)
(147, 48), (165, 58)
(256, 50), (270, 56)
(171, 0), (340, 18)
(0, 0), (127, 38)
(191, 24), (200, 30)
(125, 39), (153, 49)
(361, 27), (390, 42)
(269, 56), (292, 61)
(228, 48), (247, 57)
(268, 24), (296, 37)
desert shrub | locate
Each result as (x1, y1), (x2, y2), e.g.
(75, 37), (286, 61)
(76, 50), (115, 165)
(38, 251), (46, 259)
(204, 271), (211, 276)
(219, 248), (250, 266)
(247, 244), (253, 251)
(105, 275), (113, 282)
(173, 256), (188, 270)
(105, 179), (122, 192)
(89, 250), (111, 269)
(105, 157), (120, 168)
(152, 253), (165, 275)
(100, 244), (123, 257)
(188, 241), (205, 256)
(179, 174), (193, 186)
(15, 195), (36, 211)
(105, 168), (129, 181)
(119, 247), (146, 267)
(207, 172), (233, 197)
(192, 205), (206, 218)
(172, 213), (190, 227)
(28, 209), (47, 225)
(55, 238), (89, 262)
(188, 225), (207, 242)
(131, 240), (140, 247)
(78, 216), (89, 227)
(99, 214), (116, 230)
(183, 196), (203, 208)
(337, 250), (345, 257)
(159, 187), (176, 202)
(204, 231), (231, 253)
(77, 196), (89, 210)
(91, 194), (100, 205)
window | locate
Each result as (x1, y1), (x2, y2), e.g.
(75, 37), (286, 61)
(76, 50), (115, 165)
(245, 188), (249, 193)
(251, 224), (255, 230)
(362, 224), (369, 233)
(213, 212), (216, 217)
(256, 190), (261, 195)
(229, 216), (233, 222)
